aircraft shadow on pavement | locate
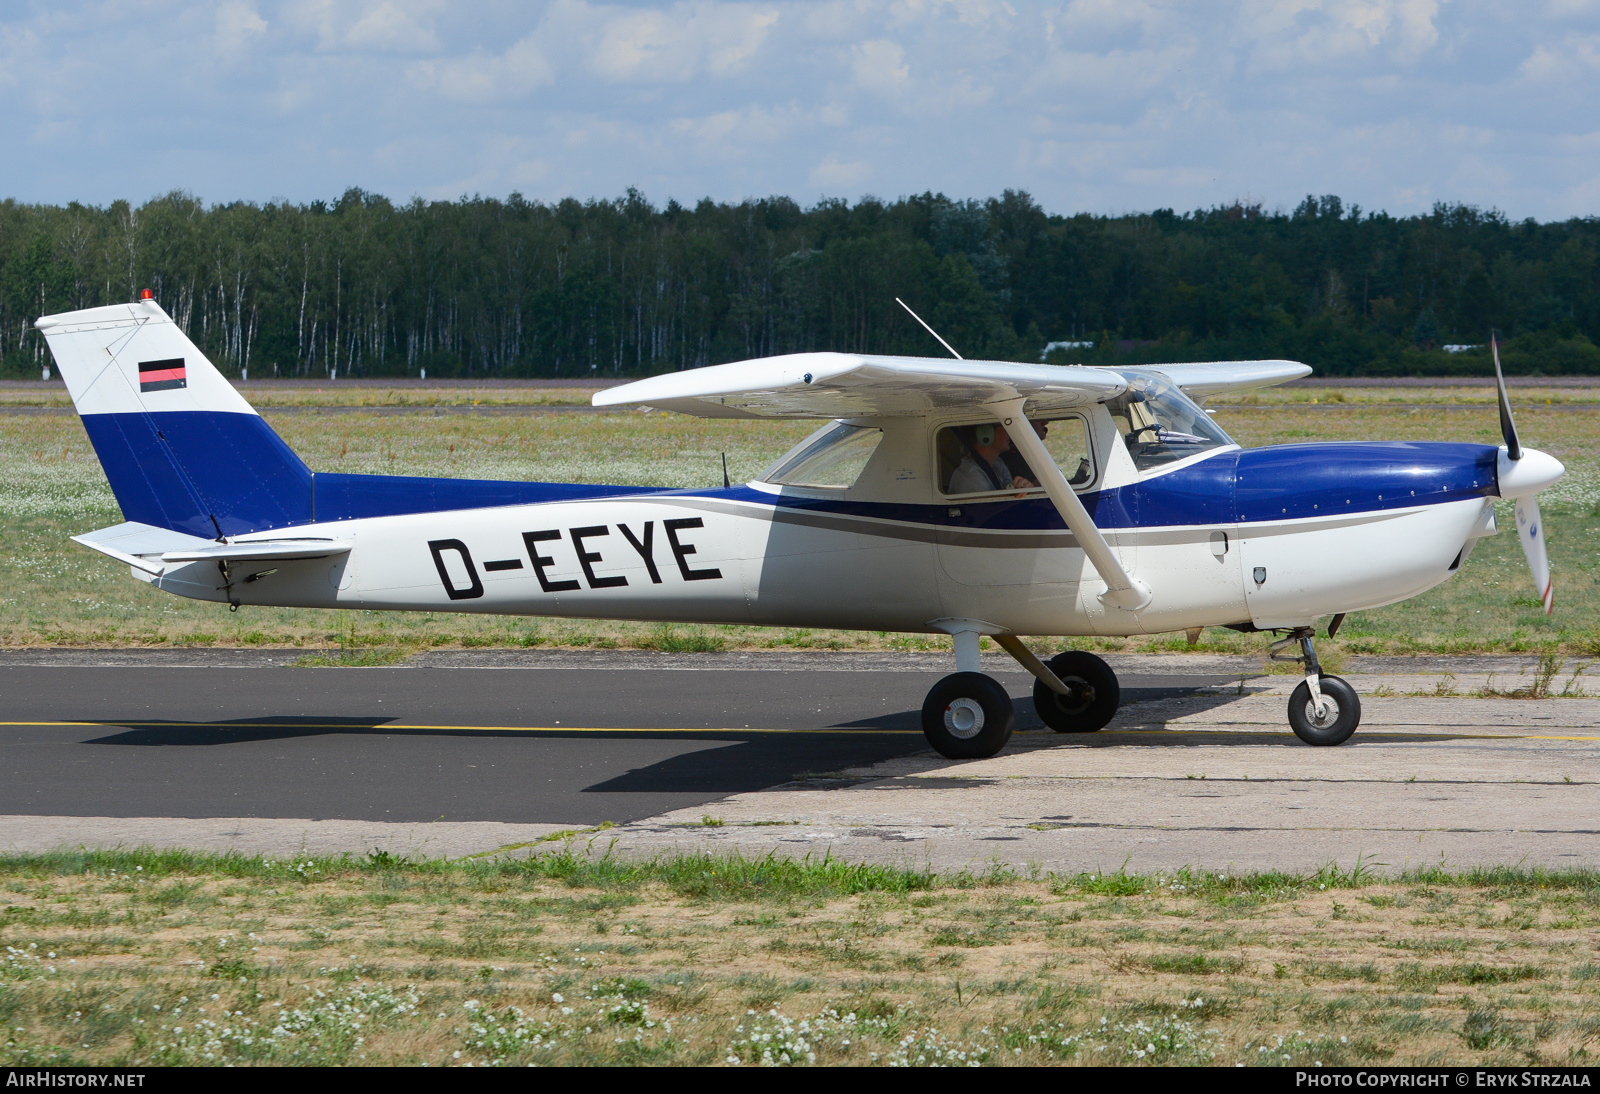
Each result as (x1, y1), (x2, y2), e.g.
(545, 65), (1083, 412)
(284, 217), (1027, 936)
(75, 686), (1248, 748)
(77, 715), (925, 748)
(85, 717), (396, 746)
(75, 716), (933, 800)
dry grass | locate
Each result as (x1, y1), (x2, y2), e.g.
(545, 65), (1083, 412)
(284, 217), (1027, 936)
(2, 851), (1598, 1066)
(2, 388), (1598, 654)
(0, 383), (603, 409)
(1211, 385), (1600, 407)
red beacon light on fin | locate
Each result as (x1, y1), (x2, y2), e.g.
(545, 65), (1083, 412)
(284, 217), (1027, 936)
(139, 289), (154, 300)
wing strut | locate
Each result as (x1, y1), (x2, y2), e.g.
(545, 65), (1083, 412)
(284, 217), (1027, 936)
(996, 397), (1152, 611)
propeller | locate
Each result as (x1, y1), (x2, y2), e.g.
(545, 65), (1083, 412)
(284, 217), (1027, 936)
(1493, 333), (1554, 615)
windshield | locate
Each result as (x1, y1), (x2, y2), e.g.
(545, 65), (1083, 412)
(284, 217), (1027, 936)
(1106, 369), (1234, 471)
(762, 422), (883, 488)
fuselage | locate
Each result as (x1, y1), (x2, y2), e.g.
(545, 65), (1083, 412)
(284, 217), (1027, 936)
(143, 435), (1502, 637)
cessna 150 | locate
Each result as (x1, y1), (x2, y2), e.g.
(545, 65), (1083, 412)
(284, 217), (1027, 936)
(37, 295), (1564, 759)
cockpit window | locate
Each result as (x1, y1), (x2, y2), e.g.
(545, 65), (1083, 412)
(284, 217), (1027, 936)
(937, 416), (1094, 496)
(763, 422), (882, 489)
(1106, 369), (1234, 471)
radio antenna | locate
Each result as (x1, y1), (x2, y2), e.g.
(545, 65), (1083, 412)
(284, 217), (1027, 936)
(896, 297), (963, 360)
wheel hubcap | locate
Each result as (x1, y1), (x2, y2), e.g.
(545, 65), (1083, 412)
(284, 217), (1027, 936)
(945, 698), (985, 739)
(1304, 696), (1341, 729)
(1054, 678), (1094, 716)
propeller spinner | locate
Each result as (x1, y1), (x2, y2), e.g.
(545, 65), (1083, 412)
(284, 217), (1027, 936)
(1493, 334), (1556, 615)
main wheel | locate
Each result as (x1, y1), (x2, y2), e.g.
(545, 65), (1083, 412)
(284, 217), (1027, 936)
(1287, 675), (1361, 746)
(921, 672), (1015, 759)
(1033, 651), (1121, 733)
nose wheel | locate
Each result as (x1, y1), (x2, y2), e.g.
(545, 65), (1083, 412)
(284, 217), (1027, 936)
(1273, 626), (1361, 746)
(921, 672), (1015, 759)
(1288, 675), (1360, 745)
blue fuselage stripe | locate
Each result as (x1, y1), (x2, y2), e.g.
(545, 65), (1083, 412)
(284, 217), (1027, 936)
(80, 410), (1500, 536)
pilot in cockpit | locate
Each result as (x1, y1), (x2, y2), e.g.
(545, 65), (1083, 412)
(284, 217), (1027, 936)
(948, 423), (1034, 494)
(944, 418), (1092, 494)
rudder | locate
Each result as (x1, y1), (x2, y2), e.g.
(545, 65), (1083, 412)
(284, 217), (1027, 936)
(36, 297), (313, 538)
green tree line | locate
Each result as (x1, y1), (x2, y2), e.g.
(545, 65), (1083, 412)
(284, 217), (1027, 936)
(2, 188), (1596, 379)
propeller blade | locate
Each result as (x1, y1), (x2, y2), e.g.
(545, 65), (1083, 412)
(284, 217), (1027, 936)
(1514, 495), (1553, 615)
(1492, 333), (1522, 460)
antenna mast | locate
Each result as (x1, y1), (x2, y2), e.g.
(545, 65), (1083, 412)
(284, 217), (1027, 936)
(895, 297), (963, 360)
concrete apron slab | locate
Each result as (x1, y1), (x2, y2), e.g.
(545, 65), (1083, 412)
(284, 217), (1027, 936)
(4, 675), (1597, 873)
(559, 679), (1600, 876)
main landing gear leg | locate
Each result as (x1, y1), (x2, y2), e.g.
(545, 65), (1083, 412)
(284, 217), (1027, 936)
(1272, 626), (1361, 746)
(921, 626), (1015, 760)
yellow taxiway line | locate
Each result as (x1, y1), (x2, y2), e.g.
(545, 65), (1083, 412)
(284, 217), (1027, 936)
(0, 721), (1595, 740)
(0, 720), (919, 734)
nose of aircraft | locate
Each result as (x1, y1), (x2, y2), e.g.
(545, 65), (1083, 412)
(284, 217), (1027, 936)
(1496, 446), (1565, 498)
(1233, 442), (1500, 524)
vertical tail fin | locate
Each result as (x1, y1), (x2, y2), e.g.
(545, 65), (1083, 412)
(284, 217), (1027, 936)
(36, 297), (312, 538)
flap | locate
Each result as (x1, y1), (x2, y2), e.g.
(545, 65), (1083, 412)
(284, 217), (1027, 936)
(593, 351), (1129, 419)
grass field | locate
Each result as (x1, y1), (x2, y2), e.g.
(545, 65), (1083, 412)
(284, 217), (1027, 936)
(1, 851), (1596, 1067)
(2, 386), (1597, 655)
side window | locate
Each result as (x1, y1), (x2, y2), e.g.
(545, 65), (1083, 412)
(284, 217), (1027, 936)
(763, 422), (883, 489)
(937, 417), (1093, 497)
(1039, 416), (1094, 488)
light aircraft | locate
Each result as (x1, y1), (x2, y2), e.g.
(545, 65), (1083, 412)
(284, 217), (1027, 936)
(36, 294), (1564, 759)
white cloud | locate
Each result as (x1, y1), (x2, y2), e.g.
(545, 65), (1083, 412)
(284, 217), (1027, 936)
(1241, 0), (1445, 69)
(408, 36), (554, 101)
(418, 133), (554, 197)
(0, 0), (1598, 219)
(285, 0), (443, 52)
(0, 23), (35, 89)
(810, 152), (870, 187)
(1520, 31), (1600, 79)
(215, 2), (268, 54)
(851, 39), (910, 90)
(586, 1), (780, 82)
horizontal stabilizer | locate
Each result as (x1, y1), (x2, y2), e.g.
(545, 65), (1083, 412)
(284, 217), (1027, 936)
(72, 522), (215, 574)
(72, 521), (350, 572)
(158, 540), (352, 563)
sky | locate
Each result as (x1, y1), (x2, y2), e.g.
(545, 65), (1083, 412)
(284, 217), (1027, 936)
(2, 0), (1599, 219)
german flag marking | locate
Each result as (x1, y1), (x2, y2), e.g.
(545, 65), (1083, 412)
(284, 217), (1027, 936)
(138, 357), (186, 392)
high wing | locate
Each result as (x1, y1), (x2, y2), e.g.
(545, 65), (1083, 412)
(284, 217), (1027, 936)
(1135, 359), (1311, 399)
(596, 352), (1162, 611)
(592, 351), (1129, 419)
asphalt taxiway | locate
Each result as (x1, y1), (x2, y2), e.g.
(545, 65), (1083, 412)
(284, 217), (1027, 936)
(0, 652), (1218, 826)
(1, 651), (1595, 873)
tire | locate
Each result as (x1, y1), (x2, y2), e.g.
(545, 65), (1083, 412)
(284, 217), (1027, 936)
(1033, 651), (1121, 733)
(1287, 675), (1361, 746)
(921, 672), (1015, 759)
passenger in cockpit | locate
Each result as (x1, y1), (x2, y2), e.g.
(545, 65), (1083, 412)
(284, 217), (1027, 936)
(949, 423), (1031, 493)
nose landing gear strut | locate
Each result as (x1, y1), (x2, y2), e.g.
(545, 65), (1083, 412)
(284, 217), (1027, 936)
(1272, 626), (1361, 746)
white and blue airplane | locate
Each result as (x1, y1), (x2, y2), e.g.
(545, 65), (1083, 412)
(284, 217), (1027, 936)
(35, 294), (1564, 759)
